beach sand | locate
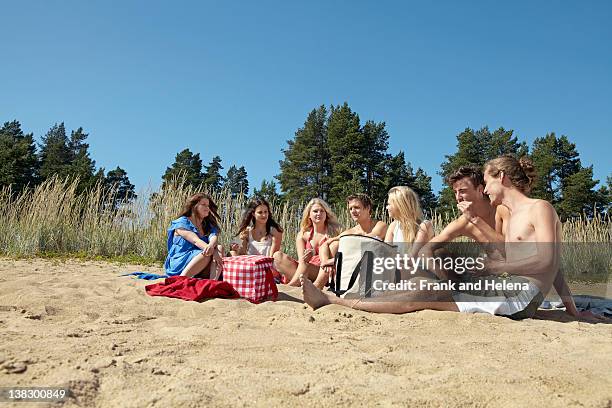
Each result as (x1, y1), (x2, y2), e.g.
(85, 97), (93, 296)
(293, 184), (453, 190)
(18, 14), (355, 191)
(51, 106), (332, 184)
(1, 258), (611, 407)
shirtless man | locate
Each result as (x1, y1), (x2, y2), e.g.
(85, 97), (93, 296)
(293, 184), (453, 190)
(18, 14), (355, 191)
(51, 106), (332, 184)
(434, 165), (508, 244)
(419, 165), (508, 280)
(302, 156), (607, 322)
(314, 194), (387, 288)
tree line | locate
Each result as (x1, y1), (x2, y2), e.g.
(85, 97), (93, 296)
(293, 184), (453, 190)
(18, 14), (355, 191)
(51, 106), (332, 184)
(277, 103), (610, 220)
(161, 149), (252, 199)
(0, 119), (266, 204)
(438, 127), (610, 220)
(2, 109), (610, 220)
(277, 103), (437, 211)
(0, 120), (136, 208)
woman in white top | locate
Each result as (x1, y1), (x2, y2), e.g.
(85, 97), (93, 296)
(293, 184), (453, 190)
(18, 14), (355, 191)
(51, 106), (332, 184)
(229, 198), (283, 257)
(384, 186), (434, 255)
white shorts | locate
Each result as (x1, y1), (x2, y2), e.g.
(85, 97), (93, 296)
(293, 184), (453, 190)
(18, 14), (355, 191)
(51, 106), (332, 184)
(452, 276), (543, 318)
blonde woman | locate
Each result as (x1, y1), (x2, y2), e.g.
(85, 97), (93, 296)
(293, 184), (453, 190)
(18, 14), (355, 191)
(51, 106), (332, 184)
(384, 186), (434, 255)
(273, 198), (342, 286)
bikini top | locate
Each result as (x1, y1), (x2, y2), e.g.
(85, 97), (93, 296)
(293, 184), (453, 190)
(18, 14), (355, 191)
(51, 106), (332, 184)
(304, 227), (328, 255)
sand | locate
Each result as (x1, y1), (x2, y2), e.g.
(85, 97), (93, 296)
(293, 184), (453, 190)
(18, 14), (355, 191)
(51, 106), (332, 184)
(0, 258), (611, 407)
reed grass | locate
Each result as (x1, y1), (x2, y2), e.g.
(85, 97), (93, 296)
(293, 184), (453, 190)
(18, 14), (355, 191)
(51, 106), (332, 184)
(0, 177), (609, 281)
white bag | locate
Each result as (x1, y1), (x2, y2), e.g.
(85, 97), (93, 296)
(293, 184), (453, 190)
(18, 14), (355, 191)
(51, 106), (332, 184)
(334, 235), (400, 299)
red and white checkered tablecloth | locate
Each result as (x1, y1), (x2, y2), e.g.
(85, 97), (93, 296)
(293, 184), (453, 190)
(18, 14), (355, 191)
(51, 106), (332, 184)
(222, 255), (277, 303)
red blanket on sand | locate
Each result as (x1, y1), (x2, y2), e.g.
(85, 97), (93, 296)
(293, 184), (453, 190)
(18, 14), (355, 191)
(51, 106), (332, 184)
(145, 276), (240, 302)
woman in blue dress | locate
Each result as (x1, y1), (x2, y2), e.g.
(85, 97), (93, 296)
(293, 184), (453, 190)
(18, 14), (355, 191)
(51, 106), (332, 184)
(164, 193), (223, 278)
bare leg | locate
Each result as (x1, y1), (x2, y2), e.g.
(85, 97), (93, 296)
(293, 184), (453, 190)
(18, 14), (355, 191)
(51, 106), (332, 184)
(208, 245), (224, 280)
(301, 275), (459, 313)
(181, 252), (212, 278)
(273, 252), (322, 286)
(312, 242), (338, 289)
(288, 262), (320, 286)
(273, 252), (298, 282)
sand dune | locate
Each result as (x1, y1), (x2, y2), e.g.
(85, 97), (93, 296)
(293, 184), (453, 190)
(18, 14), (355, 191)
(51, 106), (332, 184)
(0, 258), (611, 407)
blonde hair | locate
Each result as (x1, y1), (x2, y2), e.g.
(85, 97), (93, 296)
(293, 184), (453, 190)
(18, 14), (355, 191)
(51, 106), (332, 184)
(387, 186), (424, 243)
(300, 198), (342, 236)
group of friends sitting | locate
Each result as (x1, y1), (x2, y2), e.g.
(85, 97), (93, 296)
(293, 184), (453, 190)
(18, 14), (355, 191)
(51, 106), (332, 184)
(163, 155), (608, 322)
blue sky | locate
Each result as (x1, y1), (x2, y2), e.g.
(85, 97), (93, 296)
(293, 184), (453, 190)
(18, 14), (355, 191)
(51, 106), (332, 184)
(2, 0), (611, 195)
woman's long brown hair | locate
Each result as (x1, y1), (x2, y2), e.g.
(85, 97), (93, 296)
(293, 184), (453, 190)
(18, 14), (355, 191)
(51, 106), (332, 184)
(178, 193), (221, 235)
(235, 197), (284, 237)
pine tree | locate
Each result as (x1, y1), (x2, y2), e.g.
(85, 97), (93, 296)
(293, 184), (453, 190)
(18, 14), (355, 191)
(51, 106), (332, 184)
(39, 122), (72, 181)
(252, 179), (282, 204)
(68, 127), (97, 192)
(440, 128), (485, 176)
(384, 152), (416, 189)
(277, 105), (330, 203)
(225, 165), (249, 197)
(162, 149), (204, 189)
(362, 120), (390, 205)
(530, 133), (557, 202)
(0, 120), (39, 192)
(485, 127), (528, 159)
(413, 168), (438, 214)
(530, 132), (602, 218)
(327, 103), (364, 205)
(203, 156), (224, 191)
(105, 166), (137, 207)
(601, 176), (612, 214)
(557, 166), (599, 219)
(226, 165), (238, 195)
(438, 128), (487, 214)
(439, 126), (526, 213)
(594, 179), (610, 216)
(555, 135), (581, 192)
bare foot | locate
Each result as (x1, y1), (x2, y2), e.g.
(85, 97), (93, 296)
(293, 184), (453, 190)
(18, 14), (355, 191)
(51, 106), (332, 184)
(301, 274), (332, 310)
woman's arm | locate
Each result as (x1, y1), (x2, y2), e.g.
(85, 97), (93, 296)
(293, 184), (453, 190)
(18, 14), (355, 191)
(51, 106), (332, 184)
(296, 231), (309, 262)
(409, 221), (434, 258)
(384, 221), (396, 243)
(269, 227), (283, 257)
(206, 233), (219, 256)
(175, 229), (209, 251)
(242, 230), (251, 255)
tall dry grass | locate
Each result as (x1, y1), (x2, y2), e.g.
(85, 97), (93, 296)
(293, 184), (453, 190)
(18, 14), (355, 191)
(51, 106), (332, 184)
(561, 212), (612, 282)
(0, 177), (609, 281)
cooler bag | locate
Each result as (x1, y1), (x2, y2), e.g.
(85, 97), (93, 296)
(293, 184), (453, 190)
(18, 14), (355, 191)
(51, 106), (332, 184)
(334, 235), (400, 298)
(222, 255), (278, 303)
